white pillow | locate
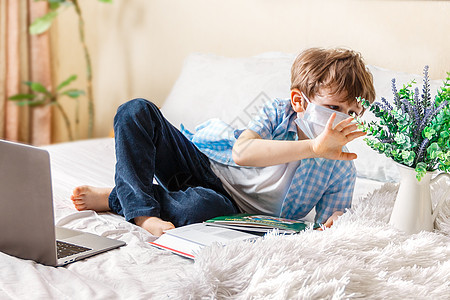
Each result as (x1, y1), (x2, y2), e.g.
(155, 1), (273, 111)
(161, 53), (445, 183)
(161, 52), (295, 131)
(347, 138), (400, 182)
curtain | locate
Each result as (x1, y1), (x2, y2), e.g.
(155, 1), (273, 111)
(0, 0), (52, 145)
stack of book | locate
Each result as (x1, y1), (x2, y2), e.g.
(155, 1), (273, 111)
(150, 214), (317, 259)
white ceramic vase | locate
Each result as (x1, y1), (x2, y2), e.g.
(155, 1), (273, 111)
(389, 164), (450, 234)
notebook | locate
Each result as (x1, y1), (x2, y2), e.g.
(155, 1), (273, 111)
(0, 139), (125, 266)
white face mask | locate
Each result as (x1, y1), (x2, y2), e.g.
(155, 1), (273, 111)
(294, 93), (350, 165)
(295, 92), (349, 140)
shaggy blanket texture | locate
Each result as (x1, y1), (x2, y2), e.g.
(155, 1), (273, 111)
(163, 183), (450, 299)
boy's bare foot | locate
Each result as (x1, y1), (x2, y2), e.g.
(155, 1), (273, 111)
(134, 216), (175, 237)
(71, 185), (112, 212)
(71, 186), (175, 236)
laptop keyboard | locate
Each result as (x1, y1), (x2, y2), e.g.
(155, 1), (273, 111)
(57, 241), (92, 259)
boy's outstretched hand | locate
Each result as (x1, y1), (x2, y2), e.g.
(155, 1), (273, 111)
(311, 113), (365, 161)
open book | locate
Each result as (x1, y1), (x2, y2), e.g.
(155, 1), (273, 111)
(149, 223), (258, 259)
(205, 214), (318, 234)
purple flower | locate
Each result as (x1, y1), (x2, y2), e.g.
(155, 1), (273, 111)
(381, 97), (393, 112)
(422, 65), (431, 108)
(391, 78), (401, 108)
(416, 137), (429, 163)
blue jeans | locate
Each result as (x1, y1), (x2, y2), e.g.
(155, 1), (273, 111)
(108, 98), (238, 227)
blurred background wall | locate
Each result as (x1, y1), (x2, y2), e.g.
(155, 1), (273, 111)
(44, 0), (450, 142)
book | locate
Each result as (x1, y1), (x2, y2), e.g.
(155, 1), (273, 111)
(204, 214), (318, 234)
(149, 223), (258, 259)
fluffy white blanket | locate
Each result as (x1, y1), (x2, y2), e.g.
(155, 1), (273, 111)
(163, 183), (450, 299)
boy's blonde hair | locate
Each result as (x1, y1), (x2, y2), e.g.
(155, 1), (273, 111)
(291, 48), (376, 107)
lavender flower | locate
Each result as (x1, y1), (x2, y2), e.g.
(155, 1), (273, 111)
(401, 98), (414, 115)
(359, 66), (450, 180)
(415, 137), (429, 164)
(413, 87), (423, 118)
(422, 65), (431, 109)
(391, 78), (401, 107)
(373, 101), (392, 113)
(381, 97), (393, 112)
(381, 138), (395, 143)
(401, 103), (407, 114)
(417, 100), (448, 134)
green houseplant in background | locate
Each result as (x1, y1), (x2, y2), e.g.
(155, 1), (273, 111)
(357, 66), (450, 234)
(10, 0), (112, 139)
(9, 75), (84, 141)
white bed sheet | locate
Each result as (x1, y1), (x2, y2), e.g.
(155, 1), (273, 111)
(0, 138), (385, 299)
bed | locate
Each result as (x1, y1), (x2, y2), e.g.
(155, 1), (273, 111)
(1, 53), (449, 299)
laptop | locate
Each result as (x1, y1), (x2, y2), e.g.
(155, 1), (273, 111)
(0, 139), (126, 266)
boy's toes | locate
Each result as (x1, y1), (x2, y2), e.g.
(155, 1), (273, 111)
(72, 185), (88, 197)
(72, 199), (84, 205)
(74, 204), (86, 211)
(163, 222), (175, 231)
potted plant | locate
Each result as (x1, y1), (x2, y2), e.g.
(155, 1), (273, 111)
(356, 66), (450, 234)
(9, 76), (84, 141)
(9, 0), (112, 140)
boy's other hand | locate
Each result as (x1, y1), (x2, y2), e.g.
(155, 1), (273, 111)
(311, 113), (365, 160)
(322, 211), (344, 229)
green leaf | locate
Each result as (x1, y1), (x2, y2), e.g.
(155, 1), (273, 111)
(98, 0), (113, 3)
(28, 100), (46, 107)
(401, 150), (415, 165)
(415, 162), (427, 181)
(8, 94), (36, 101)
(61, 89), (85, 98)
(15, 100), (44, 107)
(49, 3), (60, 10)
(15, 101), (31, 107)
(13, 94), (47, 106)
(27, 82), (50, 95)
(427, 142), (441, 160)
(56, 74), (77, 91)
(394, 132), (406, 144)
(29, 10), (59, 35)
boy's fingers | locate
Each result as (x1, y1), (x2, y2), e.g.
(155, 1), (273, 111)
(346, 131), (366, 141)
(334, 117), (354, 130)
(322, 217), (332, 228)
(326, 113), (337, 130)
(339, 152), (357, 161)
(341, 123), (358, 135)
(322, 221), (331, 228)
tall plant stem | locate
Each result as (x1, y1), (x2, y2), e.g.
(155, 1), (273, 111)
(71, 0), (94, 138)
(54, 101), (74, 141)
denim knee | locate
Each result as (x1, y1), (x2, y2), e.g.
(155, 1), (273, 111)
(114, 98), (159, 127)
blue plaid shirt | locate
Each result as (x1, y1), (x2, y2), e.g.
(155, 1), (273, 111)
(181, 98), (356, 223)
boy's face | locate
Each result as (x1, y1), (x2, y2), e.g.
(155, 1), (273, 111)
(291, 88), (364, 117)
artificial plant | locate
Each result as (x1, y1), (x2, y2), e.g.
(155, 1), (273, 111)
(357, 66), (450, 180)
(9, 75), (84, 141)
(10, 0), (111, 139)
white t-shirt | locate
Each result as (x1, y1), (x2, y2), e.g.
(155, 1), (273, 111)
(210, 160), (301, 215)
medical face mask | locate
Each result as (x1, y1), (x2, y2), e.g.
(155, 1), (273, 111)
(294, 92), (349, 140)
(294, 93), (350, 165)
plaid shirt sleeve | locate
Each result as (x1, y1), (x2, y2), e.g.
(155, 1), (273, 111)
(181, 99), (295, 166)
(314, 160), (356, 223)
(245, 99), (280, 140)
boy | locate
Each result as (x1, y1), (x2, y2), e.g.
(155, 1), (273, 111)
(71, 48), (375, 236)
